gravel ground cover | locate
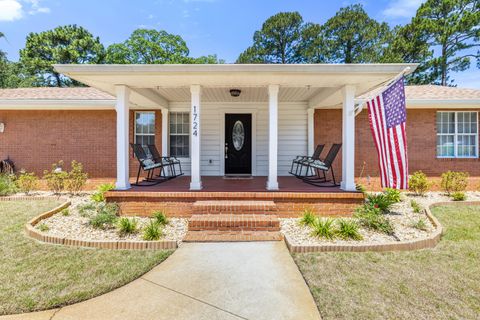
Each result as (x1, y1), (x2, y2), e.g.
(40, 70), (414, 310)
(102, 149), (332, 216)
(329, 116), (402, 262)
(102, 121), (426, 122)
(281, 192), (478, 245)
(34, 194), (188, 244)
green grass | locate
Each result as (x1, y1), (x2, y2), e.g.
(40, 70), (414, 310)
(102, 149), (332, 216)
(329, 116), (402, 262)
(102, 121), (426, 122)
(293, 205), (480, 320)
(0, 200), (173, 315)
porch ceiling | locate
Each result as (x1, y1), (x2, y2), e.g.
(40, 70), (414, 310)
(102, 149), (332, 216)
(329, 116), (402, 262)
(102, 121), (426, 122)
(54, 63), (417, 109)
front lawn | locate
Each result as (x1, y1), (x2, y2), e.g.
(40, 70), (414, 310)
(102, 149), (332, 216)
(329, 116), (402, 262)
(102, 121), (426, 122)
(0, 200), (172, 315)
(294, 205), (480, 320)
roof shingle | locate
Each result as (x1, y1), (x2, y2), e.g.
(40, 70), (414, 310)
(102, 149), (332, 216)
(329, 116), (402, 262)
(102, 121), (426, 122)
(0, 87), (114, 100)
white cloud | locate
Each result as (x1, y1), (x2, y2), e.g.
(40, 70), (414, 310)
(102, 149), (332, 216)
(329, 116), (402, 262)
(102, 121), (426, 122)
(0, 0), (49, 22)
(25, 0), (50, 15)
(383, 0), (425, 19)
(0, 0), (23, 21)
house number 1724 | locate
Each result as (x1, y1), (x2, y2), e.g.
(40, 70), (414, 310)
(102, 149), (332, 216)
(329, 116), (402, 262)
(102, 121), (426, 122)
(192, 105), (198, 137)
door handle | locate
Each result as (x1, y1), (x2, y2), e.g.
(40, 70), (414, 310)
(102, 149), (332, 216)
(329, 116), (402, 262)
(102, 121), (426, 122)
(225, 143), (228, 159)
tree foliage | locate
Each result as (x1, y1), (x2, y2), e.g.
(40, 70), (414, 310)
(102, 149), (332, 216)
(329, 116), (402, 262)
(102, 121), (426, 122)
(237, 12), (305, 63)
(412, 0), (480, 85)
(106, 29), (190, 64)
(19, 25), (105, 87)
(319, 4), (392, 63)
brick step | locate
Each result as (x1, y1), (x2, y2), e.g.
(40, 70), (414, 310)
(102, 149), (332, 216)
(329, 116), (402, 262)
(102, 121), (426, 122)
(192, 200), (277, 215)
(188, 214), (280, 231)
(183, 230), (283, 242)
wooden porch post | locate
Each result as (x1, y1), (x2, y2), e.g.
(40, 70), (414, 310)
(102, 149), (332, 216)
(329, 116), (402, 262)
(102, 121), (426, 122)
(190, 85), (202, 190)
(341, 85), (356, 191)
(267, 84), (279, 190)
(115, 85), (131, 190)
(307, 108), (315, 156)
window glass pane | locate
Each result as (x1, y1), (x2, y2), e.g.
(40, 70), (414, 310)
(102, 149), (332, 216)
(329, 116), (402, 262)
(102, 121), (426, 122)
(135, 112), (155, 147)
(169, 112), (190, 157)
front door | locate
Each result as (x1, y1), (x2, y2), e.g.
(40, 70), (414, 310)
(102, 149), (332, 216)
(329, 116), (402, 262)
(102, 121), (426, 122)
(225, 114), (252, 175)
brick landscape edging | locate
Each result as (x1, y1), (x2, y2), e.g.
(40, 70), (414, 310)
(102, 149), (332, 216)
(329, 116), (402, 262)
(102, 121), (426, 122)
(285, 202), (451, 253)
(18, 197), (177, 250)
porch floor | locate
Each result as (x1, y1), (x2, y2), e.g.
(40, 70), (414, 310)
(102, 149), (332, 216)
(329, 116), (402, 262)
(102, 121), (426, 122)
(126, 176), (346, 193)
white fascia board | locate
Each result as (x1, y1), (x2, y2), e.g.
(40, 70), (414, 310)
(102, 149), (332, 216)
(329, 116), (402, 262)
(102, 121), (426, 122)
(0, 99), (115, 110)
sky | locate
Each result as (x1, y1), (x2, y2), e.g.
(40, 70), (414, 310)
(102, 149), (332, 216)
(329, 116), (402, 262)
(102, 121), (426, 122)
(0, 0), (478, 88)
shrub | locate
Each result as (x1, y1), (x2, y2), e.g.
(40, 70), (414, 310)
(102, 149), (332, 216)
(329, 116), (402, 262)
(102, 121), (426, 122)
(299, 209), (316, 227)
(366, 189), (401, 214)
(38, 223), (49, 232)
(89, 203), (119, 230)
(311, 218), (336, 240)
(441, 171), (468, 195)
(65, 161), (88, 195)
(336, 219), (363, 240)
(43, 161), (68, 194)
(152, 211), (169, 226)
(61, 208), (70, 216)
(384, 188), (401, 204)
(91, 183), (116, 202)
(356, 184), (367, 194)
(117, 217), (138, 236)
(452, 191), (466, 201)
(16, 171), (39, 195)
(0, 174), (17, 196)
(408, 171), (430, 196)
(143, 221), (163, 241)
(411, 218), (428, 231)
(354, 205), (394, 235)
(410, 200), (422, 213)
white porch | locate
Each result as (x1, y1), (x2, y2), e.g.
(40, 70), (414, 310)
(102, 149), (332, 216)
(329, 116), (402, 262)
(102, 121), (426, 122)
(54, 64), (416, 192)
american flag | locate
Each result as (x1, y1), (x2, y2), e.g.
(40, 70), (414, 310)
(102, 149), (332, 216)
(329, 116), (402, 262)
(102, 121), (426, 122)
(366, 76), (409, 189)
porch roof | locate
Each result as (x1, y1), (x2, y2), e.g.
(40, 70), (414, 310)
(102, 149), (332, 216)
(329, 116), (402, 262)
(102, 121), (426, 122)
(53, 63), (417, 109)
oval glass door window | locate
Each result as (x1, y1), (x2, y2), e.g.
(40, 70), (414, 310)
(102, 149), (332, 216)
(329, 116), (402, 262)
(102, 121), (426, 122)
(232, 120), (245, 151)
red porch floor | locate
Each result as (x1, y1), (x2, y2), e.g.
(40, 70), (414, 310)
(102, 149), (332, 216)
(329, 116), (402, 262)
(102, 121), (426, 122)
(125, 176), (346, 193)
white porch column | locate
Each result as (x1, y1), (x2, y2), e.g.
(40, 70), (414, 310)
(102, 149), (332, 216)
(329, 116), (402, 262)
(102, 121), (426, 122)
(115, 85), (131, 190)
(161, 109), (169, 157)
(341, 85), (356, 191)
(190, 85), (202, 190)
(267, 84), (279, 190)
(307, 108), (315, 155)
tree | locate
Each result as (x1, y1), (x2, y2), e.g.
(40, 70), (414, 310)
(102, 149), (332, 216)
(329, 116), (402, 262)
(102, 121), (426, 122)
(105, 29), (190, 64)
(237, 12), (305, 63)
(0, 32), (5, 59)
(382, 24), (437, 84)
(413, 0), (480, 85)
(319, 4), (392, 63)
(19, 25), (105, 87)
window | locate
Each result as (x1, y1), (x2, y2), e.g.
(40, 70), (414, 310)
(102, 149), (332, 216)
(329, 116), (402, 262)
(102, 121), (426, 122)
(436, 111), (478, 158)
(169, 112), (190, 157)
(135, 112), (155, 146)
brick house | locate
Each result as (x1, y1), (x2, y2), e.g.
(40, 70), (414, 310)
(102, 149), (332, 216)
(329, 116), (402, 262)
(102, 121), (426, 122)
(1, 64), (479, 195)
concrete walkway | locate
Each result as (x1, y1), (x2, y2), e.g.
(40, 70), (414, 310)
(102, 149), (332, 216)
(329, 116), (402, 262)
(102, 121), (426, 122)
(2, 242), (321, 320)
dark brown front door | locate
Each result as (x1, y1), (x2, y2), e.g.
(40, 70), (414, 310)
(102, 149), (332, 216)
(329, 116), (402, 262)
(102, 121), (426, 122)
(225, 114), (252, 175)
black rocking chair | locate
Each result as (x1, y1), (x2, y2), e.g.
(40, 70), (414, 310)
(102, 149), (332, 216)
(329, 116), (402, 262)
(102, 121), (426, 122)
(289, 144), (325, 177)
(301, 143), (342, 187)
(131, 143), (169, 186)
(146, 144), (183, 178)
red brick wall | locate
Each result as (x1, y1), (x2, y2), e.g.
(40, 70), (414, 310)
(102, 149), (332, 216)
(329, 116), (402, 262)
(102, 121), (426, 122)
(314, 108), (480, 183)
(0, 109), (162, 178)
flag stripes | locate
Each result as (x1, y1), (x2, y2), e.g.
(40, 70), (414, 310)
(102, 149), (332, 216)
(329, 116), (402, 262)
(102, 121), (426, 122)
(366, 77), (409, 189)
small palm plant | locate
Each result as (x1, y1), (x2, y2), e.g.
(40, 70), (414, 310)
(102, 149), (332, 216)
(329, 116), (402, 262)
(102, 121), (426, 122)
(299, 209), (317, 227)
(311, 218), (336, 240)
(152, 211), (169, 226)
(117, 217), (138, 236)
(143, 221), (163, 241)
(336, 219), (363, 240)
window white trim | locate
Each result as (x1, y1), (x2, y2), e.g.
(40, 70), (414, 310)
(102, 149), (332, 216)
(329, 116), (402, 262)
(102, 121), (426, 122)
(169, 111), (190, 158)
(436, 111), (478, 159)
(134, 111), (155, 145)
